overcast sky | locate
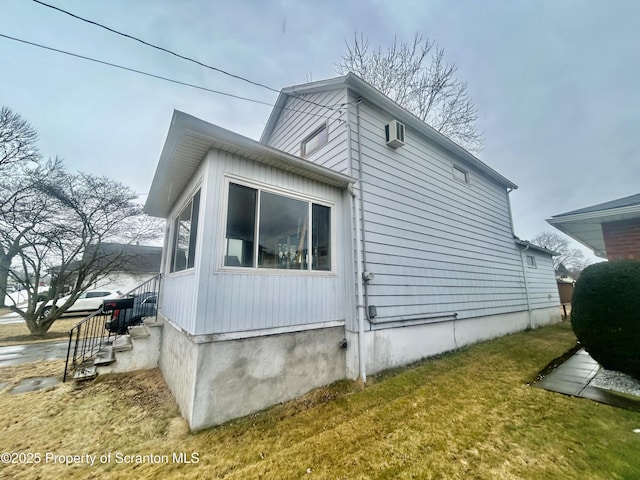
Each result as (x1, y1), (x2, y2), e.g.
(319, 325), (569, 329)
(2, 0), (639, 263)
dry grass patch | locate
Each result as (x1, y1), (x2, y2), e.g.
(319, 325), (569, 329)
(0, 317), (80, 347)
(1, 321), (639, 479)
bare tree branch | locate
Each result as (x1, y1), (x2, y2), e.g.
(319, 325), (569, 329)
(530, 231), (590, 277)
(336, 33), (484, 154)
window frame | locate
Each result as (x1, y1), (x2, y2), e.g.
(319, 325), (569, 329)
(300, 122), (328, 157)
(452, 165), (470, 185)
(221, 176), (336, 275)
(168, 188), (201, 274)
(526, 255), (537, 268)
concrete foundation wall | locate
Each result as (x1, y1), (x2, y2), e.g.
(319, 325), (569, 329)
(351, 307), (561, 377)
(160, 325), (346, 431)
(158, 316), (198, 425)
(159, 307), (561, 429)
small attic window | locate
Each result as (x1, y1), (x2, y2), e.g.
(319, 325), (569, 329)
(527, 255), (537, 268)
(453, 165), (470, 184)
(301, 123), (328, 157)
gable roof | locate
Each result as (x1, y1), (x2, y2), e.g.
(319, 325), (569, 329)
(260, 73), (518, 190)
(547, 193), (640, 258)
(51, 243), (162, 275)
(552, 193), (640, 217)
(145, 111), (355, 218)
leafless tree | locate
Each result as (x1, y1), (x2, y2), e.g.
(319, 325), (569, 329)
(336, 33), (483, 154)
(531, 231), (589, 277)
(0, 107), (43, 306)
(0, 106), (39, 171)
(0, 161), (157, 335)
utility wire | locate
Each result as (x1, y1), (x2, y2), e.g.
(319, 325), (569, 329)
(0, 33), (342, 122)
(32, 0), (348, 110)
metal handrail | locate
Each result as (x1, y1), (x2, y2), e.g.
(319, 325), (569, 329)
(63, 273), (161, 382)
(63, 308), (115, 382)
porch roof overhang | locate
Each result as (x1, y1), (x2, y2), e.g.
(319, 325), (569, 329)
(261, 73), (518, 190)
(144, 110), (355, 218)
(546, 193), (640, 258)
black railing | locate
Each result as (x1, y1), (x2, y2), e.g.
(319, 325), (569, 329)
(63, 274), (161, 382)
(62, 308), (115, 382)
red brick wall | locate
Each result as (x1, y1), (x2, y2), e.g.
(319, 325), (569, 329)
(602, 218), (640, 260)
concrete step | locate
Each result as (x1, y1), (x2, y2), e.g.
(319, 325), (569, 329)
(128, 325), (150, 339)
(74, 364), (97, 381)
(93, 347), (115, 366)
(112, 335), (133, 352)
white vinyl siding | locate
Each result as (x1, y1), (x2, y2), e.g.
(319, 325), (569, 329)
(524, 250), (560, 309)
(160, 163), (207, 334)
(349, 94), (532, 323)
(264, 88), (350, 174)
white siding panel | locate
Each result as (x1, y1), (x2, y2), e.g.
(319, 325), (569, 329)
(525, 250), (561, 309)
(352, 97), (533, 322)
(265, 89), (350, 174)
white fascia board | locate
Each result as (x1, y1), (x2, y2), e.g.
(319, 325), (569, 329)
(547, 204), (640, 224)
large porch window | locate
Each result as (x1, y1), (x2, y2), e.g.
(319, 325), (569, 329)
(224, 181), (332, 272)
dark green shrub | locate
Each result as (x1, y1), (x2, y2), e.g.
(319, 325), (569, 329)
(571, 260), (640, 379)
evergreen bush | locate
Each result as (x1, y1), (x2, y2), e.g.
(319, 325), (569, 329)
(571, 260), (640, 379)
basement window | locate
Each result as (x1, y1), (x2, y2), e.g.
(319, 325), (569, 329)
(301, 123), (328, 157)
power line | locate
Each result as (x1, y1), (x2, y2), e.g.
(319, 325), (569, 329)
(32, 0), (347, 111)
(0, 33), (344, 122)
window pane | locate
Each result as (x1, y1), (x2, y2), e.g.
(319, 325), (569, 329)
(173, 199), (192, 272)
(301, 124), (328, 156)
(225, 183), (257, 267)
(258, 191), (308, 269)
(170, 189), (201, 273)
(170, 216), (180, 271)
(453, 166), (469, 184)
(187, 190), (200, 269)
(312, 204), (331, 271)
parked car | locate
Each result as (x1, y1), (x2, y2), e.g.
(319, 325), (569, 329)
(42, 289), (123, 316)
(105, 293), (157, 334)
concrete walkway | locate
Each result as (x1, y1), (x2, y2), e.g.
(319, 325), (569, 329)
(0, 341), (69, 367)
(535, 348), (640, 411)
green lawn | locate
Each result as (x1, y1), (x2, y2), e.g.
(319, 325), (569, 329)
(1, 321), (639, 479)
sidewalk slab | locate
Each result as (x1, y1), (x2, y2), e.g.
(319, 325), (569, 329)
(535, 348), (640, 412)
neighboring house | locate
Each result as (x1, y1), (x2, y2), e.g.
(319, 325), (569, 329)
(52, 243), (162, 294)
(91, 243), (163, 292)
(548, 193), (640, 261)
(144, 73), (560, 430)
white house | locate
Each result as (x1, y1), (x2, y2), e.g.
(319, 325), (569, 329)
(144, 73), (560, 430)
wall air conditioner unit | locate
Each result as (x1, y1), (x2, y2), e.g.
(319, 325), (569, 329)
(385, 119), (405, 148)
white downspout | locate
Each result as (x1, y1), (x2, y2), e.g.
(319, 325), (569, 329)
(346, 98), (367, 383)
(349, 184), (367, 383)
